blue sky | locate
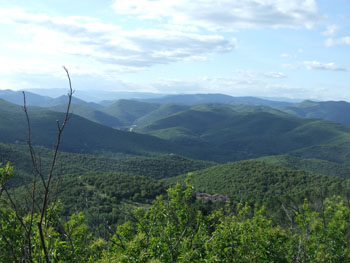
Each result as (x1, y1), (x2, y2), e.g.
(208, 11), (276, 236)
(0, 0), (349, 101)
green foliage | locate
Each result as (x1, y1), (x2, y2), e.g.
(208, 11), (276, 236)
(257, 154), (350, 178)
(107, 183), (212, 262)
(4, 171), (350, 262)
(287, 197), (350, 262)
(0, 142), (213, 188)
(14, 171), (169, 231)
(0, 205), (104, 263)
(166, 160), (346, 214)
(205, 205), (288, 263)
(0, 161), (13, 186)
(103, 183), (350, 262)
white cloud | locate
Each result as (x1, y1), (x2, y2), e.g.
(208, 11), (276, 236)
(113, 0), (321, 30)
(280, 53), (290, 58)
(234, 69), (286, 79)
(284, 61), (347, 72)
(303, 61), (347, 71)
(0, 7), (235, 75)
(325, 36), (350, 47)
(322, 24), (339, 37)
(263, 72), (286, 79)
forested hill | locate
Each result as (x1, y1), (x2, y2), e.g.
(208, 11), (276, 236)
(279, 100), (350, 125)
(14, 171), (169, 228)
(49, 103), (123, 128)
(0, 99), (184, 156)
(166, 160), (346, 208)
(139, 93), (292, 107)
(0, 142), (213, 188)
(138, 104), (350, 163)
(256, 154), (350, 178)
(3, 98), (350, 165)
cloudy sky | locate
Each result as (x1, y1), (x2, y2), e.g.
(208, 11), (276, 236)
(0, 0), (349, 101)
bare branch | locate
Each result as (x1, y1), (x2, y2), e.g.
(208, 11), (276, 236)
(36, 66), (73, 263)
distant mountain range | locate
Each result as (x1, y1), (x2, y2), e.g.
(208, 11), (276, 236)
(2, 89), (350, 127)
(23, 89), (166, 102)
(0, 99), (183, 156)
(138, 93), (293, 107)
(2, 95), (350, 165)
(0, 89), (101, 108)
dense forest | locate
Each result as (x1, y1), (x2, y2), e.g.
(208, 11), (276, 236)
(2, 90), (350, 262)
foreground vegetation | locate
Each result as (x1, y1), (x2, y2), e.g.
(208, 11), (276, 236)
(2, 163), (350, 262)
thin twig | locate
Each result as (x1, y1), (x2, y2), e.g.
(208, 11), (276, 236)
(37, 66), (73, 263)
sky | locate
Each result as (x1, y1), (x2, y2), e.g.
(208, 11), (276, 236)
(0, 0), (349, 101)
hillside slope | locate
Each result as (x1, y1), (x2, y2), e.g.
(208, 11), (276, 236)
(0, 142), (214, 188)
(167, 160), (345, 207)
(256, 154), (350, 178)
(49, 103), (123, 128)
(101, 99), (160, 126)
(279, 100), (350, 125)
(140, 93), (291, 107)
(0, 99), (182, 157)
(138, 104), (350, 162)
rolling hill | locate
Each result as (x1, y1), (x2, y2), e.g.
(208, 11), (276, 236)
(0, 90), (53, 106)
(140, 93), (292, 107)
(166, 160), (346, 208)
(256, 154), (350, 178)
(101, 99), (160, 126)
(0, 90), (101, 108)
(0, 141), (214, 187)
(3, 97), (350, 167)
(49, 103), (123, 128)
(15, 171), (169, 228)
(134, 104), (190, 126)
(138, 103), (350, 162)
(0, 99), (183, 157)
(279, 100), (350, 125)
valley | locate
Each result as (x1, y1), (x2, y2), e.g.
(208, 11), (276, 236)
(1, 90), (350, 262)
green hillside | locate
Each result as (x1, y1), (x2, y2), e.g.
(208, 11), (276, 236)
(49, 103), (123, 128)
(49, 100), (287, 129)
(140, 93), (291, 107)
(0, 99), (184, 157)
(0, 90), (101, 108)
(279, 100), (350, 125)
(0, 142), (213, 187)
(256, 154), (350, 178)
(101, 99), (160, 126)
(3, 98), (350, 167)
(0, 90), (53, 106)
(15, 171), (168, 228)
(50, 102), (188, 128)
(138, 104), (350, 162)
(134, 103), (190, 126)
(167, 160), (345, 208)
